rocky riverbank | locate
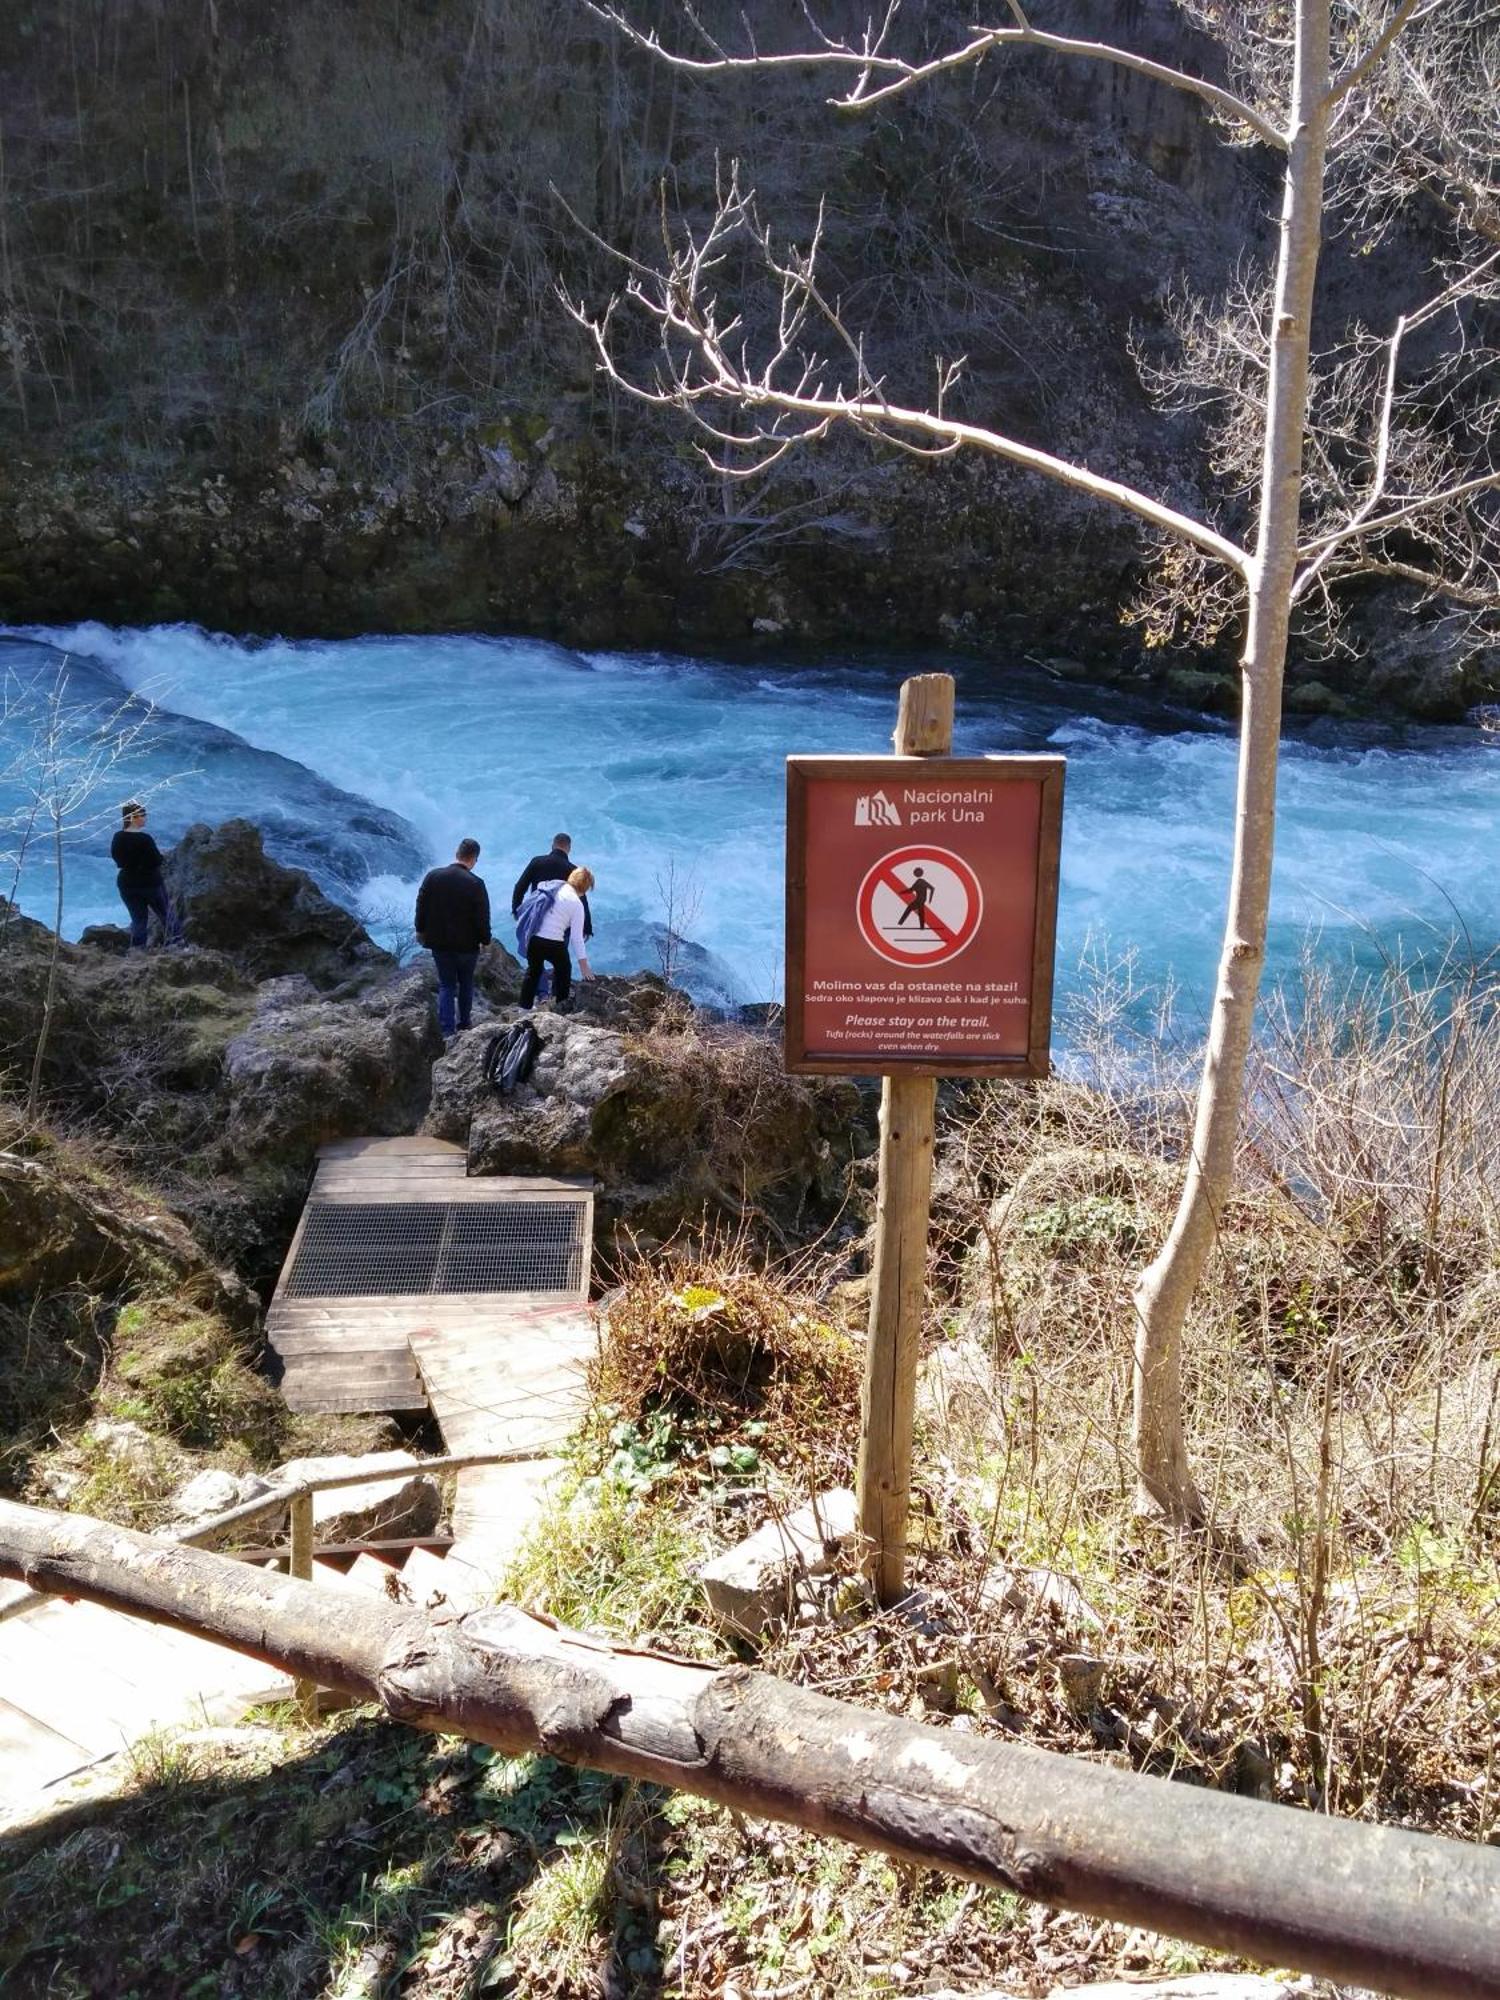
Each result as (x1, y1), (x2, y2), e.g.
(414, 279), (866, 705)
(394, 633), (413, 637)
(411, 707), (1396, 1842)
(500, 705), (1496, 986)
(6, 439), (1496, 724)
(0, 820), (874, 1512)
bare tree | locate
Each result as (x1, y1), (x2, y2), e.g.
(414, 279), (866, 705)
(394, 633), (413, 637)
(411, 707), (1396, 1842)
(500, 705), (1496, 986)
(2, 662), (160, 1119)
(654, 852), (705, 987)
(566, 0), (1500, 1520)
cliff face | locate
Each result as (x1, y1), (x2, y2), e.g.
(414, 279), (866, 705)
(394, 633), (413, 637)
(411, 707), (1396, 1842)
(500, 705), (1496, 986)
(0, 2), (1489, 713)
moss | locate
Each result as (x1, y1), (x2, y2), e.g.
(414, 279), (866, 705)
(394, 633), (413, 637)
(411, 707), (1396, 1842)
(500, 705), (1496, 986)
(107, 1294), (286, 1460)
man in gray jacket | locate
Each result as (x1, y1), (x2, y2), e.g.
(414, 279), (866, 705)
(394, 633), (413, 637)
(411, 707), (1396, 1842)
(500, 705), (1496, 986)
(414, 838), (490, 1038)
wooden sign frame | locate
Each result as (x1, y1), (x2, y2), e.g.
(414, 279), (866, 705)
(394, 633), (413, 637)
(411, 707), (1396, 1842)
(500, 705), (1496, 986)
(785, 753), (1065, 1080)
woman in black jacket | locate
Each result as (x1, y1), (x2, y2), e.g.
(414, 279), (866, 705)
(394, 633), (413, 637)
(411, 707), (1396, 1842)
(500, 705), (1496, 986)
(110, 800), (180, 948)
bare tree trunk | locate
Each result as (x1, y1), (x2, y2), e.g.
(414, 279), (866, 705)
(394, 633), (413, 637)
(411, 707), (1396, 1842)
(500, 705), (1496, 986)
(2, 1496), (1498, 1998)
(1130, 0), (1332, 1520)
(25, 806), (65, 1122)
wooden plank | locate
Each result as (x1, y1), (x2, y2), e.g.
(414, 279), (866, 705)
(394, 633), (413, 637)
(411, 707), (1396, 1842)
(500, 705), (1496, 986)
(272, 1346), (429, 1370)
(266, 1165), (321, 1313)
(405, 1307), (596, 1342)
(452, 1460), (567, 1552)
(304, 1181), (590, 1204)
(17, 1597), (291, 1709)
(268, 1332), (419, 1359)
(317, 1137), (466, 1160)
(278, 1366), (425, 1393)
(282, 1386), (431, 1414)
(270, 1294), (586, 1321)
(399, 1546), (473, 1611)
(0, 1622), (189, 1756)
(0, 1695), (95, 1800)
(277, 1348), (425, 1373)
(278, 1381), (425, 1405)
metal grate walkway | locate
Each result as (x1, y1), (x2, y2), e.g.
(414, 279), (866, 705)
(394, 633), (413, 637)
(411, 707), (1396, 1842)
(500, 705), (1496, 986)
(266, 1139), (594, 1415)
(285, 1199), (588, 1298)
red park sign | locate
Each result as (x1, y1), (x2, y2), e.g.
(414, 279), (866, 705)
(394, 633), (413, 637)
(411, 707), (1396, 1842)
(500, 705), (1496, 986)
(785, 755), (1065, 1078)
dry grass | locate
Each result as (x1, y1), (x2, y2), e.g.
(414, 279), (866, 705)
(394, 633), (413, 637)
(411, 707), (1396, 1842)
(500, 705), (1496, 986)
(590, 1246), (862, 1488)
(925, 948), (1500, 1834)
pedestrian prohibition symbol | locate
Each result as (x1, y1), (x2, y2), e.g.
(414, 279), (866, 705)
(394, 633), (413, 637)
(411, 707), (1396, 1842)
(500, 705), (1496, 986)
(856, 845), (983, 967)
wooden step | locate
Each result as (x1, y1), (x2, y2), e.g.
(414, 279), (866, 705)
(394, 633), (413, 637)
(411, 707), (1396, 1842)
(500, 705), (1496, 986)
(312, 1553), (403, 1599)
(0, 1694), (96, 1799)
(316, 1137), (467, 1160)
(268, 1326), (419, 1355)
(399, 1546), (488, 1614)
(452, 1459), (564, 1555)
(4, 1598), (292, 1728)
(0, 1621), (198, 1758)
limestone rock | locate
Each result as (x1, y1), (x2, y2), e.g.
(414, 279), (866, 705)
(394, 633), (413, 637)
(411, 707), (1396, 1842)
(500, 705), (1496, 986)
(85, 1418), (158, 1471)
(223, 966), (440, 1159)
(426, 1000), (867, 1245)
(270, 1450), (441, 1542)
(170, 1466), (274, 1529)
(428, 1012), (632, 1177)
(697, 1488), (859, 1640)
(916, 1335), (996, 1436)
(164, 818), (392, 988)
(980, 1562), (1105, 1638)
(0, 1139), (254, 1320)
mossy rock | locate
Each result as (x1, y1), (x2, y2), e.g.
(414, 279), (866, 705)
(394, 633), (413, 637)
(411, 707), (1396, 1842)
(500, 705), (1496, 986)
(1161, 666), (1236, 713)
(1285, 679), (1352, 718)
(107, 1295), (285, 1458)
(589, 1074), (707, 1183)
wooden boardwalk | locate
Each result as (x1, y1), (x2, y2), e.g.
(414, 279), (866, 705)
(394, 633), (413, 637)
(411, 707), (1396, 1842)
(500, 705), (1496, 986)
(269, 1135), (598, 1585)
(0, 1575), (294, 1822)
(266, 1138), (593, 1416)
(409, 1306), (597, 1550)
(0, 1534), (523, 1826)
(2, 1138), (598, 1822)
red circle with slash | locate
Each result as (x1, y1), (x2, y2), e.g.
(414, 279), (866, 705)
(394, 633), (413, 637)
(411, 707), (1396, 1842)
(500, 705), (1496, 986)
(856, 845), (983, 967)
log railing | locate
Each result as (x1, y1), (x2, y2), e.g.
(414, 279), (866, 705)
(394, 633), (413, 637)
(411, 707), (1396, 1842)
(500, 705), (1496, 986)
(0, 1450), (538, 1618)
(2, 1496), (1498, 2000)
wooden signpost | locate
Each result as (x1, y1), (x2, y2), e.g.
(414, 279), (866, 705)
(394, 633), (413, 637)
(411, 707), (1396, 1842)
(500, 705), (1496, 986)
(786, 674), (1065, 1602)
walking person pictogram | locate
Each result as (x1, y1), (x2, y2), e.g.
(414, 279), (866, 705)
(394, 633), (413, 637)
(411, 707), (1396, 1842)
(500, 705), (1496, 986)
(896, 867), (934, 928)
(856, 845), (983, 967)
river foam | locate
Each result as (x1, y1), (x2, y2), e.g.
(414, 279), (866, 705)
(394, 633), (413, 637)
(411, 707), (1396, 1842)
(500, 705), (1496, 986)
(5, 622), (1498, 1012)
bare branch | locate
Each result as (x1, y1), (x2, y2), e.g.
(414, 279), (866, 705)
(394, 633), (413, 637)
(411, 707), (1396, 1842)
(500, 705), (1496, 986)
(1303, 466), (1500, 555)
(561, 167), (1249, 579)
(581, 5), (1288, 150)
(1349, 558), (1500, 610)
(1324, 0), (1429, 111)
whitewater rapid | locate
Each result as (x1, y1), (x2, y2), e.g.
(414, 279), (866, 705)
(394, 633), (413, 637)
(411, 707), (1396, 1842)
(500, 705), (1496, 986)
(4, 622), (1499, 1015)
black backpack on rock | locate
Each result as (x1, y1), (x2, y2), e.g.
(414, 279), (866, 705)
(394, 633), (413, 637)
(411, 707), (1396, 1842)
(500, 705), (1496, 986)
(483, 1020), (540, 1095)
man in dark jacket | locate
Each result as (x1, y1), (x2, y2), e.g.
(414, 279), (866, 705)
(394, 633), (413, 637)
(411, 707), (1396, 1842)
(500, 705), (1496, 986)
(414, 838), (490, 1038)
(511, 833), (593, 941)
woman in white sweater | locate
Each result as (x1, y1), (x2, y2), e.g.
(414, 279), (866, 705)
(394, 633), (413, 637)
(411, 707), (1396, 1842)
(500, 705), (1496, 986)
(520, 865), (595, 1009)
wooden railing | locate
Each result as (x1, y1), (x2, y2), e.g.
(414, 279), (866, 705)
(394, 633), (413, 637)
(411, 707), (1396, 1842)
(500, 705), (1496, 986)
(0, 1445), (542, 1718)
(5, 1492), (1499, 2000)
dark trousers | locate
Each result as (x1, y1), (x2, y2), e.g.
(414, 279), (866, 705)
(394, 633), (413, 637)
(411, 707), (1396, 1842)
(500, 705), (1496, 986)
(521, 937), (571, 1009)
(120, 882), (179, 950)
(430, 948), (478, 1035)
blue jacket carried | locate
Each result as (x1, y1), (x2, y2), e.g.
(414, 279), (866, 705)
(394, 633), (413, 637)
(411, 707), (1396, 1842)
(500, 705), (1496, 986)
(514, 879), (564, 954)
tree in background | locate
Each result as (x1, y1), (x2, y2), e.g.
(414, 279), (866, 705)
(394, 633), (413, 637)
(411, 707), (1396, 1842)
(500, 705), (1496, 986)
(570, 0), (1500, 1519)
(654, 854), (705, 989)
(1, 663), (158, 1117)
